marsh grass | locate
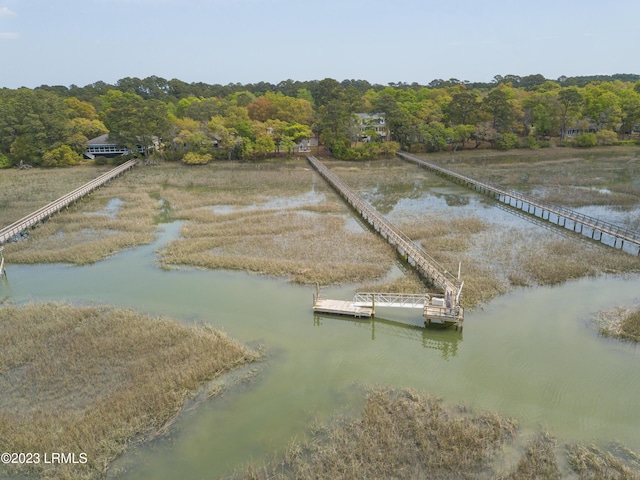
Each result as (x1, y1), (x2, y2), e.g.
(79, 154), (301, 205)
(234, 387), (518, 480)
(0, 165), (112, 227)
(427, 146), (640, 209)
(0, 303), (256, 480)
(155, 160), (399, 285)
(501, 433), (561, 480)
(4, 154), (639, 297)
(2, 166), (160, 265)
(233, 387), (640, 480)
(567, 443), (640, 479)
(593, 305), (640, 342)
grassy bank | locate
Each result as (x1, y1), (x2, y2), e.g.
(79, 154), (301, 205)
(232, 387), (640, 480)
(0, 303), (257, 479)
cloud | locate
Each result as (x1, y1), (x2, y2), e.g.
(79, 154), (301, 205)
(0, 7), (16, 17)
(0, 32), (19, 39)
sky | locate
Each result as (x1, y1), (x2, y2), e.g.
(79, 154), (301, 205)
(1, 0), (639, 89)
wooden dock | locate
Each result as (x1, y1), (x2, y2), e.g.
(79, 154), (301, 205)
(0, 160), (137, 246)
(397, 151), (640, 256)
(313, 298), (374, 318)
(306, 156), (464, 328)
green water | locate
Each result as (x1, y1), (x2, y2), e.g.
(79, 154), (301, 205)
(2, 220), (640, 479)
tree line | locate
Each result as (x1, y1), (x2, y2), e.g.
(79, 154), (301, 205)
(1, 73), (639, 167)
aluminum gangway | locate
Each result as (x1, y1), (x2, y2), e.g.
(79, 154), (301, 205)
(0, 159), (137, 246)
(353, 292), (428, 309)
(397, 151), (640, 255)
(306, 156), (464, 327)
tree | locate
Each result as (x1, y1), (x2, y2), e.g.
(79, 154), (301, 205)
(445, 90), (481, 126)
(0, 88), (71, 165)
(557, 87), (583, 139)
(420, 122), (450, 152)
(247, 96), (274, 122)
(101, 90), (170, 153)
(582, 83), (622, 131)
(482, 85), (519, 133)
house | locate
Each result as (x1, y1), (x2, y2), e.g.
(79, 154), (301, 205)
(85, 134), (158, 159)
(354, 113), (388, 142)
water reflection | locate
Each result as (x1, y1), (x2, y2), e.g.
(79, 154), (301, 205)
(313, 314), (462, 360)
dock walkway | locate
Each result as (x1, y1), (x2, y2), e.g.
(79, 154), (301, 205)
(0, 160), (137, 246)
(397, 151), (640, 255)
(306, 156), (463, 327)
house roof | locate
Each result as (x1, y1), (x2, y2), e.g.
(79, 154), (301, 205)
(87, 134), (113, 146)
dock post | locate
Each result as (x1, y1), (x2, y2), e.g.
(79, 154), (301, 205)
(0, 247), (5, 278)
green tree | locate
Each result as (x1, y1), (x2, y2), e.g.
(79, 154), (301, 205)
(445, 90), (481, 126)
(582, 83), (622, 131)
(0, 88), (71, 165)
(101, 90), (170, 153)
(557, 87), (583, 139)
(482, 85), (519, 133)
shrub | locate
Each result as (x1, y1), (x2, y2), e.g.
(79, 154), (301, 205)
(595, 129), (618, 146)
(182, 152), (212, 165)
(0, 153), (11, 169)
(523, 136), (540, 149)
(494, 133), (519, 150)
(41, 145), (83, 167)
(573, 133), (597, 147)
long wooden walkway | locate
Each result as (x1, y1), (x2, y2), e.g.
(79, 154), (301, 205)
(307, 156), (464, 326)
(397, 151), (640, 256)
(0, 160), (137, 245)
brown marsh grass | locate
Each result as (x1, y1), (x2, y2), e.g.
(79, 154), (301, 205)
(593, 305), (640, 343)
(156, 160), (399, 285)
(233, 387), (518, 480)
(233, 386), (640, 479)
(0, 302), (256, 480)
(426, 146), (640, 209)
(2, 165), (160, 265)
(4, 153), (640, 302)
(332, 154), (640, 308)
(0, 164), (112, 227)
(3, 160), (402, 286)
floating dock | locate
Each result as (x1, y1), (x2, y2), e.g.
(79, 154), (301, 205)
(313, 289), (462, 329)
(313, 298), (374, 318)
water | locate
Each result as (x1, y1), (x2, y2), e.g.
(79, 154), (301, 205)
(1, 220), (640, 479)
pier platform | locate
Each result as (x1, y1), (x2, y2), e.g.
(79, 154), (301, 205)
(313, 298), (374, 318)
